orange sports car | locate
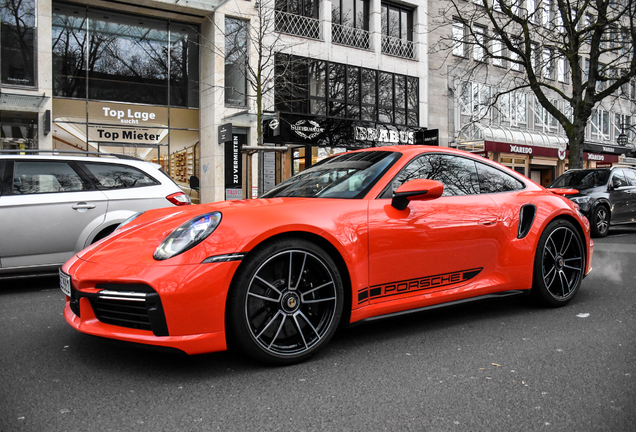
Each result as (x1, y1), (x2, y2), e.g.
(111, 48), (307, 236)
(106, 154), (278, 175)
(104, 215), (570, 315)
(60, 146), (593, 365)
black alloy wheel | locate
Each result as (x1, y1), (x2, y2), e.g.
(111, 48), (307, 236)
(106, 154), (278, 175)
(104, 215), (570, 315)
(590, 205), (610, 238)
(532, 219), (585, 307)
(226, 238), (344, 365)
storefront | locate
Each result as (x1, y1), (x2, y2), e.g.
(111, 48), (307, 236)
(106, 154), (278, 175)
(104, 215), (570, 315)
(266, 54), (431, 182)
(464, 140), (626, 187)
(49, 2), (200, 190)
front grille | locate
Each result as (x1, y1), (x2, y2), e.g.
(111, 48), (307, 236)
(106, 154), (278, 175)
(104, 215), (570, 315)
(90, 297), (152, 331)
(68, 283), (169, 336)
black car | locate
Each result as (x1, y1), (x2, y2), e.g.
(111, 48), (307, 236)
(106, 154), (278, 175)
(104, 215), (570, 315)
(549, 166), (636, 237)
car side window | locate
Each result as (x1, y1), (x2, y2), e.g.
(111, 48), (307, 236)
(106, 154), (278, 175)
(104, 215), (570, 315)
(83, 163), (160, 189)
(475, 161), (525, 193)
(623, 170), (636, 186)
(12, 161), (84, 194)
(611, 170), (629, 188)
(389, 154), (480, 197)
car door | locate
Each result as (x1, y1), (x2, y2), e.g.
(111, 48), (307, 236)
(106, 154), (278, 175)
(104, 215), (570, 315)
(621, 169), (636, 223)
(366, 154), (506, 306)
(608, 170), (633, 224)
(77, 161), (169, 216)
(0, 159), (108, 269)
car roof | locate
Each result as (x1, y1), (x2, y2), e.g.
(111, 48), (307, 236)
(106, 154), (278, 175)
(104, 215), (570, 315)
(0, 154), (160, 169)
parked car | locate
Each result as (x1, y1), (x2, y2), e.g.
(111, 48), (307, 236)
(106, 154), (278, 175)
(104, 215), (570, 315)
(61, 146), (593, 365)
(548, 165), (636, 237)
(0, 151), (190, 277)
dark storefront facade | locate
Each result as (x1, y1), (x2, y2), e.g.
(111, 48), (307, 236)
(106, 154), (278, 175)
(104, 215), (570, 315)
(264, 54), (431, 180)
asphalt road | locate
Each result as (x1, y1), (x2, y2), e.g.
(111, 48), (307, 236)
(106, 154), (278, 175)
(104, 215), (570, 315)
(1, 228), (635, 432)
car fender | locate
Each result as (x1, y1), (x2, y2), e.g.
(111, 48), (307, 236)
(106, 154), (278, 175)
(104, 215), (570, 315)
(81, 209), (141, 249)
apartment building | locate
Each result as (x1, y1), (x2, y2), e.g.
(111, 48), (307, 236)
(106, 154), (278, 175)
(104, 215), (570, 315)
(427, 0), (636, 187)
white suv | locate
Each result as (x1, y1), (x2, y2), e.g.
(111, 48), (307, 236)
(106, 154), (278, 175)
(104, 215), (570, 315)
(0, 151), (191, 277)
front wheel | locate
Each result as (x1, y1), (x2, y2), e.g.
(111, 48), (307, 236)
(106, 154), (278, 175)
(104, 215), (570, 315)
(531, 219), (584, 307)
(590, 205), (610, 238)
(226, 238), (344, 365)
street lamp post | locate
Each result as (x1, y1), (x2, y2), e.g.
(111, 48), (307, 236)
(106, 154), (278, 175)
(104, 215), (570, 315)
(617, 123), (636, 147)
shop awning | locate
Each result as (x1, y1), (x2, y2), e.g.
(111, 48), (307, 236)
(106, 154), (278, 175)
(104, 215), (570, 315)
(582, 141), (633, 155)
(0, 90), (49, 109)
(469, 124), (569, 148)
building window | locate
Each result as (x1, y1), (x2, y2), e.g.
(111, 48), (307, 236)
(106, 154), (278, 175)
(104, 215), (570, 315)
(590, 109), (610, 141)
(52, 4), (199, 108)
(225, 17), (248, 107)
(1, 0), (37, 87)
(275, 54), (418, 126)
(557, 56), (567, 82)
(473, 26), (486, 62)
(332, 0), (370, 49)
(452, 21), (466, 57)
(381, 3), (414, 59)
(275, 0), (320, 39)
(492, 36), (504, 67)
(542, 48), (553, 79)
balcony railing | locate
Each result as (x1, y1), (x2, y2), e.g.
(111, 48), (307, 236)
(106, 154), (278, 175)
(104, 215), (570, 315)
(332, 24), (370, 50)
(275, 11), (321, 40)
(381, 35), (415, 60)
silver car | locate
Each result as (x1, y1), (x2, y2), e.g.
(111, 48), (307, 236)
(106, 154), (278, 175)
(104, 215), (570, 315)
(0, 151), (191, 277)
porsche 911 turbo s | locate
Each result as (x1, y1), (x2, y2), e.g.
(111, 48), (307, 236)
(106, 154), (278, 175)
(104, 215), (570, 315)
(61, 146), (593, 365)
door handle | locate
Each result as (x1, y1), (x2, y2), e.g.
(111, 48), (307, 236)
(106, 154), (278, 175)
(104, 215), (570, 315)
(72, 202), (96, 210)
(478, 218), (497, 226)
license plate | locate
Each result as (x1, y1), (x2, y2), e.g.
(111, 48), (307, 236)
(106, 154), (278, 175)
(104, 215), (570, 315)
(59, 270), (71, 297)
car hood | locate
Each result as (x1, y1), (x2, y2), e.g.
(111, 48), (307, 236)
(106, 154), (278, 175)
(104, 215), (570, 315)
(74, 197), (367, 266)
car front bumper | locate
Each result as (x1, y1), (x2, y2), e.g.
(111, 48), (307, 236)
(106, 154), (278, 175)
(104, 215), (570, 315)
(61, 254), (242, 355)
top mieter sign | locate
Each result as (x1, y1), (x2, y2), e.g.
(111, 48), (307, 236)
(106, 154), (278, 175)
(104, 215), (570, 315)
(103, 107), (156, 124)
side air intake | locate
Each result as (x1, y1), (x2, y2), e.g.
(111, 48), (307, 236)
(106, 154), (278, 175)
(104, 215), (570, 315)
(517, 204), (536, 239)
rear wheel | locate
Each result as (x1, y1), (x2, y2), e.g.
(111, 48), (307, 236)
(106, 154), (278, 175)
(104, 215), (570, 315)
(226, 238), (344, 365)
(590, 205), (610, 238)
(531, 219), (584, 307)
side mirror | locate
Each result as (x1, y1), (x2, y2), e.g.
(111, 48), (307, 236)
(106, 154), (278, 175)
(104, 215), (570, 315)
(391, 179), (444, 210)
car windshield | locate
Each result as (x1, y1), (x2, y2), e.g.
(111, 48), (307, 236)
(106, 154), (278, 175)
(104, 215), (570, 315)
(551, 170), (610, 189)
(262, 151), (399, 199)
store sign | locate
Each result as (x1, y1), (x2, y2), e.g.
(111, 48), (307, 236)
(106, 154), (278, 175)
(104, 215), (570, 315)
(587, 153), (605, 161)
(225, 134), (244, 199)
(102, 107), (157, 124)
(354, 126), (415, 145)
(218, 123), (232, 143)
(509, 145), (533, 154)
(95, 128), (161, 142)
(291, 120), (325, 140)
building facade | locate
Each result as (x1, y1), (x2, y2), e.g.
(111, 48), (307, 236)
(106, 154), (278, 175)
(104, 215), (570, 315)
(1, 0), (431, 203)
(427, 0), (636, 187)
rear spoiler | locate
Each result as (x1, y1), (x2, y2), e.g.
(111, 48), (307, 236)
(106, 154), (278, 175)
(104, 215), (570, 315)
(548, 188), (578, 196)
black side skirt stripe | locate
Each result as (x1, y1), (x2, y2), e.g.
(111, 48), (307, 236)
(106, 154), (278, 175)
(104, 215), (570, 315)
(358, 267), (483, 304)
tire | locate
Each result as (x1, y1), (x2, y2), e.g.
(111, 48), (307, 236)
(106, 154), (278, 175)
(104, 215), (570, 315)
(590, 205), (610, 238)
(531, 219), (585, 307)
(226, 238), (344, 365)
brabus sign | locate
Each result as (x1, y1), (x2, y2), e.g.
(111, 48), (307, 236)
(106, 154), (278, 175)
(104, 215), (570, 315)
(354, 126), (415, 144)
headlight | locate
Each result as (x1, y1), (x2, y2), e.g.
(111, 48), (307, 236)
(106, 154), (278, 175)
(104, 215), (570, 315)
(115, 212), (144, 232)
(154, 212), (222, 260)
(569, 196), (592, 211)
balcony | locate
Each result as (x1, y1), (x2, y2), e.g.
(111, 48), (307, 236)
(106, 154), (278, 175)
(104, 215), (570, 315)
(381, 35), (415, 60)
(275, 11), (321, 40)
(332, 24), (370, 50)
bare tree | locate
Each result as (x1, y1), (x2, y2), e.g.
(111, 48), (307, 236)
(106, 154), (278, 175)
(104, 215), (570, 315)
(431, 0), (636, 168)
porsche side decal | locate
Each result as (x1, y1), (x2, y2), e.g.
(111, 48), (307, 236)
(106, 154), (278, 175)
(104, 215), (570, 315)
(358, 268), (483, 304)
